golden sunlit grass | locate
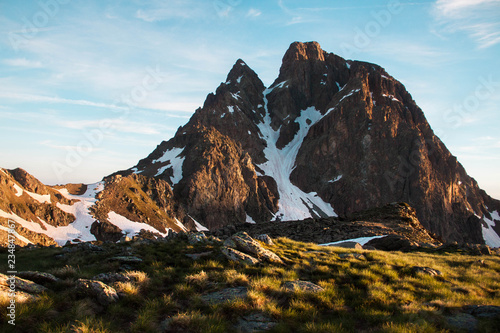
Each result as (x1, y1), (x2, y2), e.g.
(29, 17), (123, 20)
(0, 236), (499, 332)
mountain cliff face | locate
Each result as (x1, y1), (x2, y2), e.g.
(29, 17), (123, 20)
(127, 41), (500, 245)
(1, 42), (499, 247)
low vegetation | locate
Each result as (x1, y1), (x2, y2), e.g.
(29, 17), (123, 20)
(1, 236), (499, 332)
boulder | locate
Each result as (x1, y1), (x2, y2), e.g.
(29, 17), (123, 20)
(282, 280), (325, 293)
(446, 313), (478, 333)
(201, 287), (248, 305)
(0, 273), (47, 294)
(463, 305), (500, 319)
(222, 246), (260, 265)
(256, 234), (274, 245)
(234, 312), (277, 333)
(411, 266), (442, 277)
(76, 279), (119, 306)
(17, 271), (59, 285)
(92, 272), (131, 283)
(226, 232), (283, 264)
(187, 231), (208, 244)
(365, 235), (418, 252)
(331, 241), (363, 249)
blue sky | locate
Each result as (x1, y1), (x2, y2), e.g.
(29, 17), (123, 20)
(0, 0), (499, 198)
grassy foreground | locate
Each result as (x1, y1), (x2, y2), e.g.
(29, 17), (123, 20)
(1, 236), (499, 332)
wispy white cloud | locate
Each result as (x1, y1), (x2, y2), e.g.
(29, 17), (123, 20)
(247, 8), (262, 18)
(55, 118), (170, 135)
(433, 0), (500, 48)
(3, 58), (42, 68)
(135, 0), (213, 22)
(0, 92), (127, 110)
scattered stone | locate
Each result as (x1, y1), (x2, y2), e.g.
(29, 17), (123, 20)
(187, 232), (208, 244)
(201, 287), (248, 305)
(108, 256), (143, 263)
(76, 279), (119, 306)
(185, 251), (213, 260)
(338, 253), (365, 260)
(0, 273), (47, 294)
(256, 234), (274, 245)
(446, 313), (478, 333)
(365, 235), (418, 252)
(92, 272), (131, 283)
(282, 280), (325, 293)
(222, 246), (260, 265)
(411, 266), (442, 276)
(17, 271), (59, 285)
(0, 284), (35, 303)
(463, 305), (500, 319)
(226, 232), (283, 264)
(330, 241), (363, 250)
(234, 312), (277, 333)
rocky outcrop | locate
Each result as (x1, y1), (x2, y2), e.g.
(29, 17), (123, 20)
(75, 279), (119, 306)
(221, 232), (283, 265)
(209, 203), (441, 247)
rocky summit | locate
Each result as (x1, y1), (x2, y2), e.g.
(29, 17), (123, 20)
(1, 41), (500, 247)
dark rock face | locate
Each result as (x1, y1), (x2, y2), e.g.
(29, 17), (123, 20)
(124, 41), (499, 244)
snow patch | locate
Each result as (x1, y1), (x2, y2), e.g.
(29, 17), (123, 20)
(346, 62), (351, 69)
(482, 210), (500, 247)
(188, 215), (209, 231)
(382, 94), (400, 103)
(245, 214), (256, 224)
(174, 218), (189, 232)
(0, 225), (33, 244)
(13, 184), (23, 197)
(153, 147), (185, 185)
(268, 80), (288, 92)
(329, 175), (342, 183)
(248, 130), (251, 135)
(237, 75), (243, 83)
(227, 105), (235, 113)
(256, 90), (337, 221)
(231, 92), (241, 100)
(319, 235), (385, 246)
(338, 89), (360, 104)
(107, 211), (168, 238)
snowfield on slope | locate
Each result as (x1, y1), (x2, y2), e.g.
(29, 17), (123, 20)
(0, 182), (105, 246)
(482, 210), (500, 247)
(256, 87), (337, 221)
(107, 211), (169, 237)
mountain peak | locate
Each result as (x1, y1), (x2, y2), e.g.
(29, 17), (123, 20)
(283, 41), (325, 62)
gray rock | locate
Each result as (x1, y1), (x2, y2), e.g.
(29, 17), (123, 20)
(187, 232), (208, 244)
(108, 256), (143, 263)
(256, 234), (274, 245)
(446, 313), (478, 333)
(282, 280), (325, 293)
(92, 272), (131, 283)
(464, 305), (500, 319)
(338, 253), (365, 260)
(222, 246), (260, 265)
(0, 273), (47, 294)
(411, 266), (442, 276)
(226, 232), (283, 264)
(201, 287), (248, 305)
(331, 241), (363, 250)
(76, 279), (119, 306)
(235, 313), (277, 333)
(17, 271), (59, 285)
